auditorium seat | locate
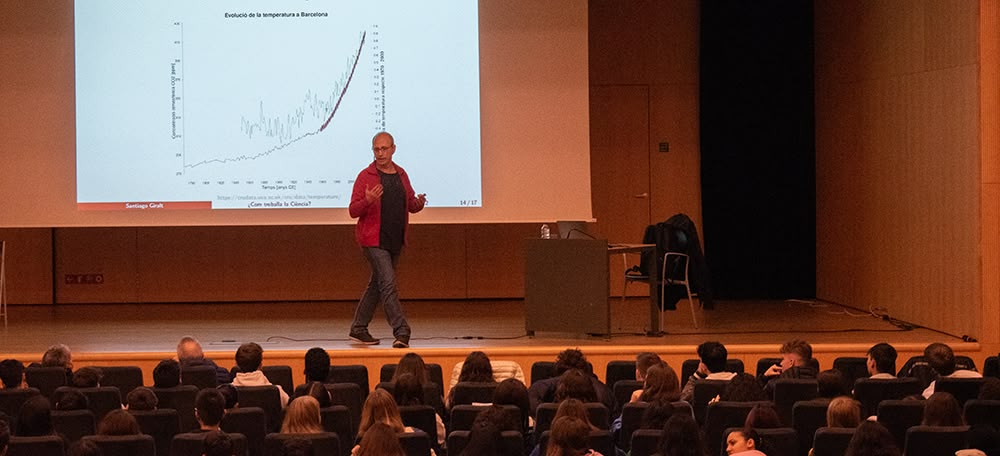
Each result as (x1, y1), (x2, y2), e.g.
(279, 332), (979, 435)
(380, 363), (445, 400)
(832, 357), (869, 387)
(129, 408), (180, 456)
(612, 380), (643, 415)
(680, 358), (745, 388)
(180, 365), (219, 390)
(628, 429), (662, 456)
(171, 432), (249, 456)
(964, 399), (1000, 429)
(0, 387), (41, 421)
(810, 427), (855, 456)
(55, 386), (121, 421)
(320, 405), (354, 456)
(691, 379), (730, 425)
(617, 401), (650, 451)
(265, 432), (339, 456)
(398, 430), (433, 456)
(399, 405), (439, 450)
(853, 377), (923, 418)
(534, 402), (609, 438)
(605, 360), (636, 388)
(325, 382), (363, 437)
(152, 385), (199, 432)
(376, 382), (445, 418)
(876, 399), (925, 449)
(448, 404), (521, 433)
(704, 401), (772, 456)
(82, 434), (155, 456)
(934, 377), (986, 407)
(261, 365), (294, 398)
(24, 367), (68, 398)
(536, 429), (613, 456)
(903, 425), (970, 456)
(446, 429), (523, 456)
(95, 366), (144, 399)
(51, 409), (96, 444)
(772, 378), (818, 426)
(326, 365), (369, 401)
(220, 407), (266, 456)
(530, 361), (558, 384)
(7, 435), (65, 456)
(725, 426), (797, 456)
(983, 356), (999, 378)
(449, 381), (497, 406)
(792, 398), (830, 456)
(236, 385), (283, 433)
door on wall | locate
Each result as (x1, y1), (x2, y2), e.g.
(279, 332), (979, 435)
(590, 85), (651, 296)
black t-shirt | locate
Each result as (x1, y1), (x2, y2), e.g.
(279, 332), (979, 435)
(379, 171), (406, 254)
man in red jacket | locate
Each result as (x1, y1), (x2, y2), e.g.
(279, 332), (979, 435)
(348, 131), (426, 348)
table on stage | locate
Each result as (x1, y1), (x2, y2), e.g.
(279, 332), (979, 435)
(524, 239), (660, 337)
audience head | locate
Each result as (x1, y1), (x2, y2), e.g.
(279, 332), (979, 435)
(698, 342), (729, 374)
(721, 373), (768, 402)
(725, 428), (760, 455)
(392, 373), (424, 407)
(71, 366), (103, 388)
(217, 384), (239, 409)
(97, 409), (140, 435)
(281, 437), (315, 456)
(553, 398), (595, 430)
(779, 339), (812, 369)
(235, 342), (264, 373)
(555, 348), (590, 376)
(546, 416), (591, 456)
(358, 389), (405, 438)
(53, 388), (89, 411)
(493, 378), (529, 431)
(635, 352), (663, 380)
(827, 396), (862, 428)
(459, 417), (504, 456)
(922, 392), (963, 426)
(639, 363), (681, 403)
(817, 369), (850, 398)
(281, 396), (322, 434)
(658, 413), (706, 456)
(458, 351), (494, 383)
(0, 359), (24, 389)
(392, 353), (429, 385)
(924, 342), (957, 376)
(195, 388), (227, 428)
(16, 396), (53, 437)
(203, 430), (235, 456)
(867, 342), (898, 376)
(554, 369), (597, 403)
(355, 422), (405, 456)
(745, 402), (781, 429)
(640, 399), (676, 431)
(979, 377), (1000, 400)
(298, 381), (332, 409)
(125, 386), (158, 411)
(176, 336), (206, 363)
(845, 421), (901, 456)
(66, 439), (103, 456)
(153, 359), (181, 388)
(41, 344), (73, 369)
(303, 347), (331, 383)
(473, 404), (520, 433)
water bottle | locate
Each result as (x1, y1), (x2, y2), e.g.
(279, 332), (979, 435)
(540, 224), (551, 239)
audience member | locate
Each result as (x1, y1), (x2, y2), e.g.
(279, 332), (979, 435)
(53, 388), (89, 411)
(40, 344), (74, 384)
(680, 342), (737, 402)
(393, 373), (445, 446)
(547, 416), (603, 456)
(67, 439), (103, 456)
(816, 369), (849, 398)
(866, 343), (898, 379)
(217, 384), (239, 410)
(922, 343), (982, 398)
(528, 349), (615, 416)
(961, 424), (1000, 456)
(294, 381), (332, 409)
(634, 363), (681, 403)
(639, 400), (677, 431)
(759, 339), (817, 394)
(125, 386), (158, 411)
(392, 353), (431, 385)
(447, 351), (496, 408)
(657, 413), (707, 456)
(302, 347), (330, 384)
(449, 351), (526, 389)
(458, 418), (505, 456)
(719, 373), (768, 402)
(826, 396), (861, 428)
(725, 428), (765, 456)
(202, 430), (235, 456)
(0, 359), (25, 389)
(554, 369), (599, 404)
(979, 377), (1000, 400)
(177, 336), (231, 385)
(195, 388), (227, 432)
(97, 409), (140, 435)
(281, 396), (323, 434)
(635, 352), (663, 383)
(921, 392), (964, 426)
(231, 342), (290, 407)
(493, 378), (530, 434)
(529, 399), (599, 456)
(744, 402), (781, 429)
(353, 422), (404, 456)
(71, 366), (102, 388)
(16, 396), (55, 437)
(153, 359), (181, 388)
(355, 389), (411, 441)
(844, 421), (901, 456)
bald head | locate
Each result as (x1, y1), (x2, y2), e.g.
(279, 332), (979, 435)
(177, 336), (205, 363)
(372, 131), (394, 145)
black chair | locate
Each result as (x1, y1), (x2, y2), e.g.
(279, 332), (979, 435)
(446, 429), (524, 456)
(756, 358), (820, 378)
(984, 356), (999, 378)
(0, 387), (41, 421)
(792, 398), (830, 456)
(325, 383), (363, 437)
(448, 404), (521, 433)
(811, 427), (855, 456)
(536, 429), (614, 456)
(530, 362), (558, 384)
(96, 366), (144, 399)
(55, 386), (121, 421)
(170, 432), (248, 456)
(535, 402), (610, 438)
(152, 385), (199, 432)
(376, 382), (445, 419)
(24, 367), (69, 398)
(899, 355), (978, 377)
(934, 377), (986, 407)
(326, 365), (369, 401)
(876, 399), (925, 449)
(903, 425), (970, 456)
(724, 426), (797, 456)
(220, 407), (267, 456)
(380, 363), (445, 400)
(618, 402), (650, 451)
(320, 405), (354, 456)
(772, 379), (818, 426)
(261, 366), (294, 398)
(605, 360), (636, 389)
(704, 401), (771, 456)
(82, 434), (156, 456)
(237, 386), (283, 433)
(130, 409), (180, 456)
(853, 377), (923, 417)
(964, 399), (1000, 428)
(264, 432), (339, 456)
(450, 381), (497, 406)
(398, 430), (433, 456)
(399, 405), (439, 450)
(832, 357), (869, 387)
(51, 409), (96, 444)
(180, 365), (218, 390)
(612, 380), (643, 415)
(691, 379), (729, 425)
(7, 435), (65, 456)
(629, 429), (663, 456)
(680, 358), (745, 388)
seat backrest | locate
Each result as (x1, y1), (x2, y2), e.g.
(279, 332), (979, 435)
(903, 425), (970, 456)
(832, 357), (870, 387)
(375, 382), (445, 418)
(876, 399), (925, 449)
(24, 367), (69, 398)
(96, 366), (144, 399)
(629, 429), (663, 456)
(7, 435), (66, 456)
(58, 386), (122, 421)
(320, 405), (353, 456)
(170, 432), (249, 456)
(792, 399), (830, 456)
(692, 379), (730, 425)
(450, 381), (497, 406)
(704, 401), (771, 456)
(811, 427), (856, 456)
(261, 366), (294, 398)
(612, 380), (643, 415)
(852, 377), (923, 417)
(236, 386), (283, 433)
(584, 403), (610, 429)
(130, 408), (180, 456)
(0, 387), (41, 422)
(618, 402), (649, 451)
(325, 383), (363, 437)
(51, 409), (96, 444)
(398, 405), (438, 447)
(681, 359), (746, 388)
(964, 399), (1000, 429)
(152, 385), (199, 432)
(379, 363), (445, 399)
(605, 360), (636, 389)
(934, 377), (985, 407)
(530, 361), (558, 384)
(772, 379), (818, 426)
(326, 365), (369, 401)
(220, 407), (266, 456)
(754, 427), (798, 456)
(984, 356), (999, 378)
(536, 429), (614, 456)
(82, 434), (156, 456)
(397, 430), (432, 456)
(449, 404), (490, 432)
(264, 432), (339, 456)
(180, 365), (218, 390)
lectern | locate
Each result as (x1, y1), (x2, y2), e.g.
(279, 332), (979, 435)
(524, 238), (610, 336)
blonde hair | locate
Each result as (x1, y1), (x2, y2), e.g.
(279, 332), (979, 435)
(357, 389), (406, 438)
(281, 396), (323, 434)
(554, 399), (597, 431)
(826, 396), (861, 428)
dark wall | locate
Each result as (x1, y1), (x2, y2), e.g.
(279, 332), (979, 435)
(699, 0), (815, 299)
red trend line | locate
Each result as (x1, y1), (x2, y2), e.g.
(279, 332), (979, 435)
(320, 31), (366, 132)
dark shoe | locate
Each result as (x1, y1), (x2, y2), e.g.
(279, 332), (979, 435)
(392, 338), (409, 349)
(349, 332), (380, 345)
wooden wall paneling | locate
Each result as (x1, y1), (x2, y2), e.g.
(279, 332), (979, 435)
(0, 228), (53, 304)
(924, 0), (979, 70)
(648, 84), (702, 230)
(55, 228), (139, 303)
(135, 227), (230, 302)
(981, 0), (1000, 344)
(396, 225), (467, 299)
(466, 224), (535, 299)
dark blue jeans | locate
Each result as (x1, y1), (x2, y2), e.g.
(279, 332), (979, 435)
(351, 247), (410, 339)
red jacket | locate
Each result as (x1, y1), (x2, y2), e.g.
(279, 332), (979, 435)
(349, 162), (423, 247)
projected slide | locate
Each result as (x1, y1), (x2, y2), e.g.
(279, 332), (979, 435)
(75, 1), (481, 210)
